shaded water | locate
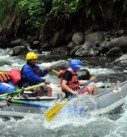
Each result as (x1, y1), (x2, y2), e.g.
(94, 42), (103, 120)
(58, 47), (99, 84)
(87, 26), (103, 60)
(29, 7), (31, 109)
(0, 48), (127, 137)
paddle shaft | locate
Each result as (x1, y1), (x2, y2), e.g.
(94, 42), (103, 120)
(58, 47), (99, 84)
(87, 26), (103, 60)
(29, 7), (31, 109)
(10, 99), (49, 108)
(68, 80), (92, 100)
(51, 69), (59, 75)
(0, 97), (49, 109)
(0, 83), (45, 97)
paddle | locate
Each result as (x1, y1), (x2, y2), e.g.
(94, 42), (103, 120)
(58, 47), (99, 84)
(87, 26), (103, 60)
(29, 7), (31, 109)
(0, 83), (45, 97)
(0, 97), (49, 108)
(45, 80), (92, 121)
(0, 71), (5, 74)
(51, 69), (59, 75)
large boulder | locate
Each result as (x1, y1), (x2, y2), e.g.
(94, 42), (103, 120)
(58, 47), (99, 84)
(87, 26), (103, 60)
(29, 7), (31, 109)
(85, 31), (104, 43)
(72, 32), (85, 45)
(108, 36), (127, 53)
(75, 41), (100, 57)
(8, 46), (28, 56)
(51, 29), (65, 47)
(51, 46), (68, 56)
(106, 47), (123, 57)
(86, 24), (101, 34)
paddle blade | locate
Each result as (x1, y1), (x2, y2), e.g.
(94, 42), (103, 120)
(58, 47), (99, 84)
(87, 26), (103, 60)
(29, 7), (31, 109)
(46, 100), (68, 121)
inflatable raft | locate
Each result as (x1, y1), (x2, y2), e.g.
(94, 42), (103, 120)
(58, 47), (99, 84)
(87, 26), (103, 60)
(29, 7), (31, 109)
(0, 81), (127, 118)
(81, 80), (127, 115)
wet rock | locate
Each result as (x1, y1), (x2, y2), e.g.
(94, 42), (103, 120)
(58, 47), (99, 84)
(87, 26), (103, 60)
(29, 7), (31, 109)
(51, 29), (65, 47)
(106, 47), (123, 57)
(72, 32), (85, 45)
(8, 46), (28, 56)
(11, 38), (30, 46)
(75, 49), (93, 57)
(67, 42), (75, 49)
(85, 31), (104, 43)
(69, 45), (81, 56)
(75, 41), (100, 57)
(51, 60), (69, 70)
(86, 24), (101, 34)
(82, 41), (95, 50)
(108, 36), (127, 52)
(113, 54), (127, 67)
(51, 46), (68, 55)
(65, 33), (73, 43)
(32, 40), (40, 49)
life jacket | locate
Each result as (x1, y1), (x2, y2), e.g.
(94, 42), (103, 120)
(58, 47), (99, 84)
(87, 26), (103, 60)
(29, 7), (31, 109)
(0, 72), (10, 82)
(7, 69), (21, 85)
(59, 70), (80, 92)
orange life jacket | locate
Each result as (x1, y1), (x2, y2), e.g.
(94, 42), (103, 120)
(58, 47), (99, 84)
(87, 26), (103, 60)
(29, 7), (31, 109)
(0, 73), (10, 82)
(7, 69), (21, 85)
(59, 70), (80, 91)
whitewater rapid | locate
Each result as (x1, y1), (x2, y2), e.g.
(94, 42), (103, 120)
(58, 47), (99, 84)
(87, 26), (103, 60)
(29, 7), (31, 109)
(0, 48), (126, 137)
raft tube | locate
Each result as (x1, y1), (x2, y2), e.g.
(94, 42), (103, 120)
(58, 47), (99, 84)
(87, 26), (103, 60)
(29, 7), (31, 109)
(0, 81), (17, 94)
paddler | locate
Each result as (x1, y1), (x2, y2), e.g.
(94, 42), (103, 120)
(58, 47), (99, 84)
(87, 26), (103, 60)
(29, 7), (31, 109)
(57, 59), (97, 98)
(21, 52), (52, 96)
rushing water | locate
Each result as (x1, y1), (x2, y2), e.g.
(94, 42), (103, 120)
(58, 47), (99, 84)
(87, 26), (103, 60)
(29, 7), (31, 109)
(0, 48), (127, 137)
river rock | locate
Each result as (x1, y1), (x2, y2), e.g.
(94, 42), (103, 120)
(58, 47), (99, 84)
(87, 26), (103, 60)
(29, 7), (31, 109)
(108, 36), (127, 52)
(8, 46), (28, 56)
(72, 32), (85, 45)
(106, 47), (123, 57)
(85, 31), (104, 43)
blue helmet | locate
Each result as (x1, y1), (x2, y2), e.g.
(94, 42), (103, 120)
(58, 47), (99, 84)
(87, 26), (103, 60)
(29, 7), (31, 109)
(69, 59), (83, 72)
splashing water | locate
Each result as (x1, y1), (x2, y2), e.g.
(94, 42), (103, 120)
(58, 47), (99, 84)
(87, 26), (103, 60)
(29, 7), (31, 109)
(0, 48), (127, 137)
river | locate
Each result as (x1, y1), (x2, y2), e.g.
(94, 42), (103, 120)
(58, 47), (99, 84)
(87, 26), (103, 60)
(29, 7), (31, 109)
(0, 48), (127, 137)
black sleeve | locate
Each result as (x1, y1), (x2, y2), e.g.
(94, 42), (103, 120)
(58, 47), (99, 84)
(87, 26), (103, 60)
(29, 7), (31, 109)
(63, 70), (72, 82)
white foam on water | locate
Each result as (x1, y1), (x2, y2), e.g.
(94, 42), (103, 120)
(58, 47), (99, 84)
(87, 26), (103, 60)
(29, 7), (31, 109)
(80, 67), (119, 76)
(104, 97), (127, 137)
(43, 95), (99, 129)
(43, 95), (127, 137)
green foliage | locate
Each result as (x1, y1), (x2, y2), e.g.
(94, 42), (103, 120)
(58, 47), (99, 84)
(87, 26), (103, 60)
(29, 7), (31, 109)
(52, 0), (80, 13)
(0, 0), (17, 28)
(18, 0), (46, 28)
(43, 0), (81, 29)
(0, 0), (127, 33)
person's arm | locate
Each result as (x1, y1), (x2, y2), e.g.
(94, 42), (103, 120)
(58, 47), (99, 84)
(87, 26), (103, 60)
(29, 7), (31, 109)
(22, 65), (45, 83)
(39, 66), (51, 77)
(79, 80), (88, 86)
(62, 80), (78, 95)
(79, 77), (96, 86)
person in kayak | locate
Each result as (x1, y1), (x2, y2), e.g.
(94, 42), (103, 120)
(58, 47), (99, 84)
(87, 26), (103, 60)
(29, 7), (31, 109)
(21, 52), (52, 96)
(57, 59), (97, 98)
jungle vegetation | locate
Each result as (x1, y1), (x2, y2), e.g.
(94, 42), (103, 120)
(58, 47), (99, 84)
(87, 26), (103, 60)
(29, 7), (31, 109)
(0, 0), (127, 37)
